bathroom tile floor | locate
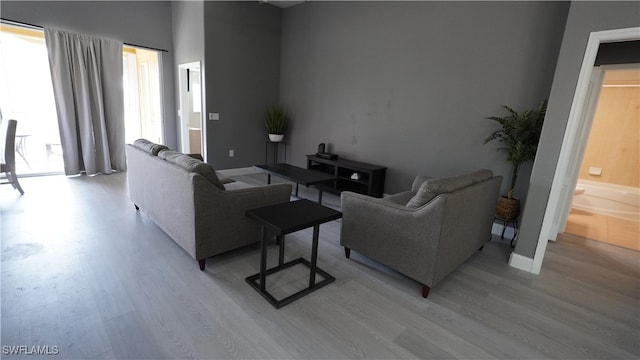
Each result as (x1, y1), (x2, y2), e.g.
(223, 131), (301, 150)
(565, 208), (640, 251)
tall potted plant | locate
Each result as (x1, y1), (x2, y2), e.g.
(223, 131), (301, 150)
(484, 100), (547, 220)
(265, 104), (288, 142)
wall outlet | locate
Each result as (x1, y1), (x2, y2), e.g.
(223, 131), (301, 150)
(209, 113), (219, 121)
(229, 149), (234, 157)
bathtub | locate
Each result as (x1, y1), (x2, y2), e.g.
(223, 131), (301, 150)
(573, 179), (640, 222)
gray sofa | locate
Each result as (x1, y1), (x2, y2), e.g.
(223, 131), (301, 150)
(126, 139), (292, 270)
(340, 169), (502, 297)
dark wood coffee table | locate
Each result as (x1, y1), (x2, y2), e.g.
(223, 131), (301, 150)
(245, 199), (342, 309)
(254, 163), (336, 203)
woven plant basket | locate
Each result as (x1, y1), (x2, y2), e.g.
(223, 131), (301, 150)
(496, 195), (520, 220)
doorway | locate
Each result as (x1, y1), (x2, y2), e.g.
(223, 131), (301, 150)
(531, 27), (640, 273)
(178, 61), (204, 157)
(564, 66), (640, 251)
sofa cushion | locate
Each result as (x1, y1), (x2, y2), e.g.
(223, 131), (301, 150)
(406, 169), (493, 208)
(132, 138), (169, 156)
(158, 150), (225, 190)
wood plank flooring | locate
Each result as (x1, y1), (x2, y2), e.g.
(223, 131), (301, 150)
(1, 172), (638, 359)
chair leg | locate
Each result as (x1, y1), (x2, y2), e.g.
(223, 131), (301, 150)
(8, 169), (23, 195)
(422, 284), (431, 298)
(344, 247), (351, 259)
(198, 259), (206, 271)
(134, 204), (140, 211)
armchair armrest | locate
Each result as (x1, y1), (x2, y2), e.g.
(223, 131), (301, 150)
(340, 191), (446, 285)
(411, 176), (432, 192)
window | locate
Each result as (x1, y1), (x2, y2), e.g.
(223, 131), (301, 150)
(0, 23), (164, 175)
(123, 46), (163, 145)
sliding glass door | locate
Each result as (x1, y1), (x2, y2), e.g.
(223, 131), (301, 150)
(0, 23), (165, 176)
(0, 24), (62, 175)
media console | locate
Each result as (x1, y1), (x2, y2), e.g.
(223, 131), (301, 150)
(306, 154), (386, 197)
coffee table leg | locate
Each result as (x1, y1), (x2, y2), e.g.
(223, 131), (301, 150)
(267, 174), (271, 184)
(309, 224), (319, 287)
(318, 189), (323, 204)
(260, 226), (268, 291)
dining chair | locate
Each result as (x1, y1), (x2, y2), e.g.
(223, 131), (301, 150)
(0, 119), (25, 194)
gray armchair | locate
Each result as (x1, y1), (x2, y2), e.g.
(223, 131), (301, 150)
(340, 170), (502, 297)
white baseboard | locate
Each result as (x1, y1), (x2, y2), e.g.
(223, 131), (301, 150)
(509, 252), (536, 273)
(217, 167), (260, 177)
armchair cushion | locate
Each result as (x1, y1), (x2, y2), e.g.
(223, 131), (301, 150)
(158, 150), (225, 190)
(406, 169), (493, 208)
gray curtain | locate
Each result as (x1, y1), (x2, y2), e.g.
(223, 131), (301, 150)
(44, 28), (125, 176)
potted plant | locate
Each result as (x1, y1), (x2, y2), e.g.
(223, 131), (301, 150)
(484, 100), (547, 220)
(265, 104), (288, 142)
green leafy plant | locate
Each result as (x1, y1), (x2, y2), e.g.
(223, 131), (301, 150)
(265, 104), (288, 135)
(484, 100), (547, 198)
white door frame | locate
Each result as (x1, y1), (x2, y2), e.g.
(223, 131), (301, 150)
(177, 61), (203, 156)
(531, 27), (640, 274)
(550, 66), (604, 240)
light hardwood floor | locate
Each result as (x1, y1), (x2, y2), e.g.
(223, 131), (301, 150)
(565, 208), (640, 251)
(1, 173), (638, 359)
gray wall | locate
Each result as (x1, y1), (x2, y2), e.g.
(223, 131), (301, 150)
(516, 1), (640, 258)
(172, 0), (205, 151)
(172, 1), (205, 66)
(280, 1), (569, 197)
(203, 2), (282, 169)
(0, 0), (178, 150)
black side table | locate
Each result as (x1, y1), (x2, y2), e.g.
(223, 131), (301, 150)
(245, 199), (342, 308)
(495, 216), (519, 248)
(265, 140), (286, 164)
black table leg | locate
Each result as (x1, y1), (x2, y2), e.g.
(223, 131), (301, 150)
(267, 174), (271, 184)
(278, 235), (285, 266)
(259, 226), (268, 291)
(318, 189), (323, 204)
(309, 224), (319, 287)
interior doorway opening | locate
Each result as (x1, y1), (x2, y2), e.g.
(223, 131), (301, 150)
(563, 66), (640, 251)
(530, 27), (640, 274)
(178, 61), (204, 157)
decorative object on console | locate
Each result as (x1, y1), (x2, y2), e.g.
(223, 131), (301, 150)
(315, 142), (338, 160)
(484, 100), (547, 220)
(265, 104), (288, 142)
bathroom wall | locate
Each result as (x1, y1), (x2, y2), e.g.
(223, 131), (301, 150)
(578, 69), (640, 188)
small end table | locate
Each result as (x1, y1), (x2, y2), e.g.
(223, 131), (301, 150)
(495, 216), (519, 248)
(245, 199), (342, 308)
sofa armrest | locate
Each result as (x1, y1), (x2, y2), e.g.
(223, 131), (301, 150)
(192, 178), (292, 259)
